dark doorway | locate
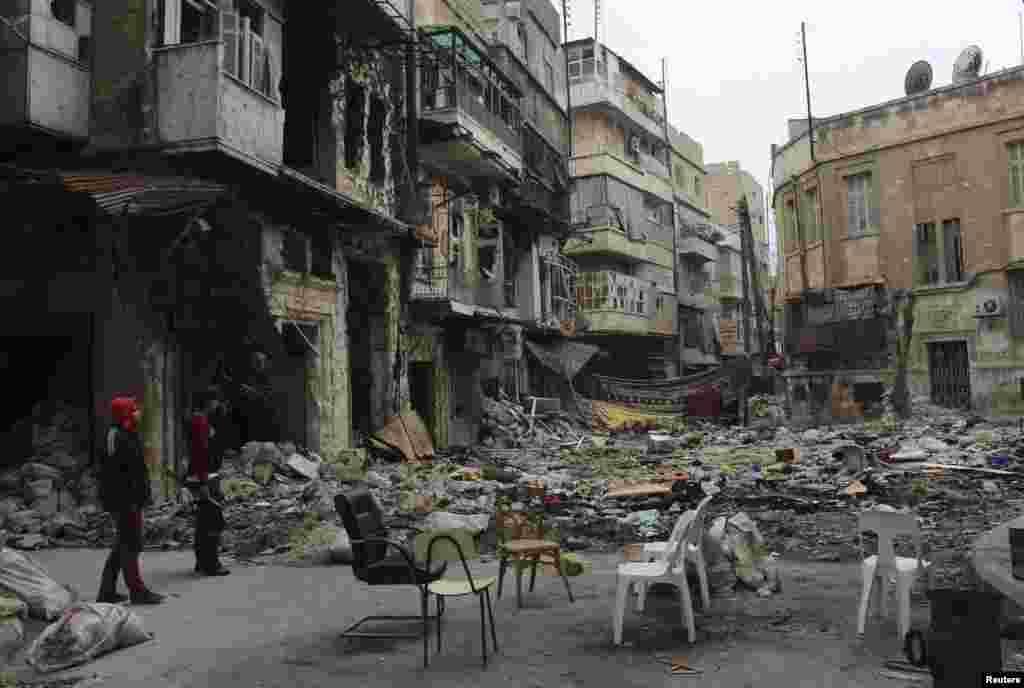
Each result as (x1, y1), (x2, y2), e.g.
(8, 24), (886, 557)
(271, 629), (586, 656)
(348, 261), (385, 437)
(409, 362), (434, 442)
(0, 332), (90, 469)
(266, 323), (316, 449)
(928, 340), (971, 409)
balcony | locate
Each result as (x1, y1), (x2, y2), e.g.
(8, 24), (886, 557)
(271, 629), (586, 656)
(576, 269), (662, 336)
(570, 151), (674, 202)
(410, 249), (511, 315)
(571, 74), (665, 141)
(0, 5), (91, 140)
(419, 27), (523, 181)
(678, 234), (718, 264)
(153, 37), (284, 173)
(563, 224), (673, 268)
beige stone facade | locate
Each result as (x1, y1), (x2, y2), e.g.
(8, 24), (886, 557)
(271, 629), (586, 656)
(773, 65), (1024, 418)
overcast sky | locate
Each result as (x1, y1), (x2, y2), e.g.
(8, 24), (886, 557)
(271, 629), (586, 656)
(560, 0), (1024, 258)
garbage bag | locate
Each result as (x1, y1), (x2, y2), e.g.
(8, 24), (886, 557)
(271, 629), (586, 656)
(0, 547), (77, 621)
(26, 603), (152, 673)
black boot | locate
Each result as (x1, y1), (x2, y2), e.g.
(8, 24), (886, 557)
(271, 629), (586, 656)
(97, 549), (125, 603)
(130, 588), (165, 605)
(196, 534), (230, 576)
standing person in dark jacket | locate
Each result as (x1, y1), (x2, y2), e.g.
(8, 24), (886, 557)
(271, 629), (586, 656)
(186, 389), (230, 576)
(97, 396), (165, 605)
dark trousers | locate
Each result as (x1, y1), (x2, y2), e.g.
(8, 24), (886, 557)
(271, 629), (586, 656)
(193, 480), (225, 572)
(99, 510), (146, 595)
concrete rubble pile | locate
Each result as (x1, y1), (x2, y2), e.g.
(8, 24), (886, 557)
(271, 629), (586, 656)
(480, 392), (591, 449)
(0, 393), (1020, 591)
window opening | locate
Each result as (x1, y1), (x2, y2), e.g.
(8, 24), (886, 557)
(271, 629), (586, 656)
(344, 79), (366, 171)
(846, 172), (871, 238)
(804, 187), (819, 243)
(1010, 141), (1024, 207)
(943, 218), (964, 283)
(1010, 271), (1024, 338)
(282, 229), (309, 274)
(368, 97), (387, 183)
(915, 222), (939, 285)
(51, 0), (74, 26)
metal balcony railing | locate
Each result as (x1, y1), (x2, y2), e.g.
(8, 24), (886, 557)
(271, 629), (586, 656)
(411, 259), (452, 300)
(421, 28), (523, 154)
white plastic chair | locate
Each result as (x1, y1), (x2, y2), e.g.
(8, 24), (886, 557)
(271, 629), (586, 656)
(640, 494), (713, 610)
(856, 509), (931, 641)
(613, 510), (697, 645)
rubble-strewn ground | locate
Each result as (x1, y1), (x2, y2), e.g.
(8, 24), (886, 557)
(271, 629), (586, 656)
(0, 548), (966, 688)
(4, 394), (1024, 684)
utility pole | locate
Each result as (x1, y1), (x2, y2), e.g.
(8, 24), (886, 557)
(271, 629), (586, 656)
(738, 197), (753, 426)
(801, 21), (815, 163)
(562, 0), (572, 161)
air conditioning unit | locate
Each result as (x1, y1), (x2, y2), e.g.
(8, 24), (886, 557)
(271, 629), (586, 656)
(629, 136), (641, 154)
(975, 294), (1005, 318)
(505, 2), (522, 20)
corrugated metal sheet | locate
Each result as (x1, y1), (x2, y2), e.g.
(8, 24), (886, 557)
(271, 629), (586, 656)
(58, 172), (227, 215)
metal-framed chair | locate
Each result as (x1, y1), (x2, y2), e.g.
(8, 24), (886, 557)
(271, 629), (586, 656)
(415, 528), (499, 668)
(335, 489), (447, 668)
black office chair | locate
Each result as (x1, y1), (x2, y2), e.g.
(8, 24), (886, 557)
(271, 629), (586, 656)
(335, 489), (447, 667)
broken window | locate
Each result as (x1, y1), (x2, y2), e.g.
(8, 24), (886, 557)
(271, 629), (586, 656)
(51, 0), (75, 26)
(449, 212), (463, 267)
(846, 172), (872, 238)
(1010, 272), (1024, 338)
(220, 1), (274, 97)
(784, 199), (797, 249)
(915, 222), (939, 285)
(344, 79), (366, 171)
(567, 44), (601, 82)
(162, 0), (218, 46)
(501, 360), (519, 400)
(803, 187), (820, 243)
(545, 60), (555, 94)
(368, 97), (387, 183)
(282, 229), (309, 274)
(1010, 141), (1024, 207)
(915, 219), (964, 286)
(943, 218), (964, 283)
(503, 231), (518, 306)
(310, 228), (333, 280)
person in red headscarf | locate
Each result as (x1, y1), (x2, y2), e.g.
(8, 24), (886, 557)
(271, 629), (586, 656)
(97, 396), (164, 605)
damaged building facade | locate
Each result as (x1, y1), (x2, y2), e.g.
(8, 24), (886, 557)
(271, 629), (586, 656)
(772, 64), (1024, 422)
(408, 0), (577, 447)
(564, 37), (678, 381)
(671, 124), (720, 372)
(0, 0), (425, 498)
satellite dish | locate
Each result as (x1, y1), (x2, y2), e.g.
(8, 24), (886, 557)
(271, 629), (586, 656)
(904, 60), (933, 96)
(953, 45), (983, 84)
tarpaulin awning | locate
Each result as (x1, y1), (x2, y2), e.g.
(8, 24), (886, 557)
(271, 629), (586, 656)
(58, 171), (228, 216)
(524, 339), (601, 380)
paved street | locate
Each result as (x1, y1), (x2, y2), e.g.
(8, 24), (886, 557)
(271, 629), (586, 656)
(8, 548), (924, 688)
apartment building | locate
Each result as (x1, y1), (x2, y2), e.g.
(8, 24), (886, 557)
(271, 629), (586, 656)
(563, 37), (677, 380)
(408, 0), (575, 446)
(0, 0), (423, 497)
(670, 124), (719, 371)
(772, 64), (1024, 422)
